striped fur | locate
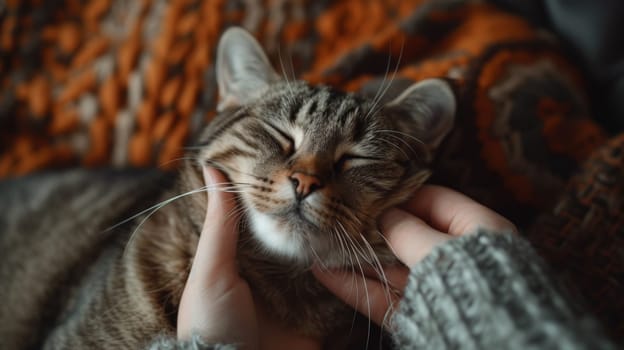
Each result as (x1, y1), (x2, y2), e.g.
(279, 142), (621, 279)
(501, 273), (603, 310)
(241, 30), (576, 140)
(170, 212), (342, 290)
(200, 80), (434, 266)
(0, 28), (455, 348)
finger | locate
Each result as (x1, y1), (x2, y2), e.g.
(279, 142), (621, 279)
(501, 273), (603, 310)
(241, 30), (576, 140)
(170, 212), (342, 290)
(380, 208), (451, 266)
(361, 265), (409, 291)
(312, 268), (401, 327)
(402, 185), (516, 236)
(188, 167), (241, 281)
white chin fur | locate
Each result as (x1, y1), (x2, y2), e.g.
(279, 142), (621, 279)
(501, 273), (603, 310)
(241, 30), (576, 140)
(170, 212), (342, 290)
(249, 211), (305, 260)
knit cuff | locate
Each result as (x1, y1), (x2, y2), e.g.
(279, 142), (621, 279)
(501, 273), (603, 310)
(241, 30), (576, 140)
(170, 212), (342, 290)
(392, 231), (612, 350)
(146, 334), (238, 350)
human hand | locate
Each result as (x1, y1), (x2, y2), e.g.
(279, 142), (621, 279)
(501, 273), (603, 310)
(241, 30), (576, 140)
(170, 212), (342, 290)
(312, 185), (516, 326)
(177, 166), (258, 347)
(177, 167), (321, 350)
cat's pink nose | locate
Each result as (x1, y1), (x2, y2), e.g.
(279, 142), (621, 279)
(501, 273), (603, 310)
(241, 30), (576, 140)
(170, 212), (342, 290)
(289, 172), (322, 200)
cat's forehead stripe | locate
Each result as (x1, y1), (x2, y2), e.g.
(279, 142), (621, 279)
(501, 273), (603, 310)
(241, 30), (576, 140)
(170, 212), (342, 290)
(302, 99), (318, 119)
(196, 109), (251, 148)
(298, 88), (361, 122)
(288, 97), (304, 122)
(283, 88), (378, 153)
(294, 99), (317, 124)
(291, 127), (304, 149)
(352, 114), (368, 142)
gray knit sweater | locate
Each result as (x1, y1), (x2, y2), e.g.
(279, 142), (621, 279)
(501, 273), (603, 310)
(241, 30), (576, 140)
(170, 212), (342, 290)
(149, 232), (615, 349)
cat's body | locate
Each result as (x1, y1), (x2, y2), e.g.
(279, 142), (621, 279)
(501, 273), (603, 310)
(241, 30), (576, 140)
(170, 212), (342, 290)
(0, 168), (362, 349)
(1, 28), (456, 349)
(0, 169), (174, 348)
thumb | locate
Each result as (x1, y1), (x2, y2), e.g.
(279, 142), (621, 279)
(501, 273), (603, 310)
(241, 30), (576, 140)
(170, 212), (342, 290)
(380, 208), (451, 267)
(187, 167), (240, 281)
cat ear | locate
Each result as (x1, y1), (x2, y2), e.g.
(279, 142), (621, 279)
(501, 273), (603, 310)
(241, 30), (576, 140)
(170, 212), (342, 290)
(385, 79), (456, 152)
(216, 27), (280, 111)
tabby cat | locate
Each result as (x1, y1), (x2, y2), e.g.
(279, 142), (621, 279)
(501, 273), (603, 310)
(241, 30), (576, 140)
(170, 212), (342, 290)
(0, 27), (455, 349)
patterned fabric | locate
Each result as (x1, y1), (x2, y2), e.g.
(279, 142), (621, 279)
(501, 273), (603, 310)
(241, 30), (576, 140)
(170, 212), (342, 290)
(527, 134), (624, 343)
(0, 0), (604, 185)
(1, 0), (621, 343)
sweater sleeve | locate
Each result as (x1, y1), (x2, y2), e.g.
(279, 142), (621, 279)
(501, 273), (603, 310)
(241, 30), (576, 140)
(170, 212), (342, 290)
(391, 231), (615, 350)
(146, 334), (238, 350)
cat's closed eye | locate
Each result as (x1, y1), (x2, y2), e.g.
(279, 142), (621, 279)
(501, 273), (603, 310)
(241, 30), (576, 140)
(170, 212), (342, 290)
(334, 154), (375, 172)
(335, 154), (401, 173)
(261, 121), (294, 157)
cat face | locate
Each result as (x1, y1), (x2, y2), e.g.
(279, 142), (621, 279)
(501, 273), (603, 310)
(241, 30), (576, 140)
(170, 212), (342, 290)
(197, 28), (455, 268)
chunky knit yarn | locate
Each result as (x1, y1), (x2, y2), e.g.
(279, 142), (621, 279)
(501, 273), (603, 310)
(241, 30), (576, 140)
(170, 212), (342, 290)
(148, 334), (236, 350)
(392, 231), (614, 349)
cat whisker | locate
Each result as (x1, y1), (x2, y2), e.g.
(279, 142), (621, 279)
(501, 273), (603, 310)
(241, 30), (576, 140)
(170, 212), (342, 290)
(330, 199), (369, 231)
(158, 156), (200, 168)
(368, 39), (405, 118)
(340, 222), (379, 277)
(376, 308), (392, 349)
(203, 159), (236, 175)
(329, 225), (349, 269)
(377, 129), (426, 147)
(224, 203), (248, 238)
(376, 136), (411, 160)
(366, 44), (394, 119)
(360, 233), (396, 324)
(364, 39), (405, 123)
(339, 222), (392, 349)
(308, 242), (328, 271)
(360, 234), (390, 286)
(343, 228), (373, 349)
(104, 182), (248, 232)
(336, 215), (397, 348)
(333, 227), (350, 268)
(336, 218), (377, 340)
(222, 198), (253, 247)
(331, 195), (380, 227)
(373, 226), (408, 332)
(381, 299), (398, 338)
(204, 159), (273, 183)
(336, 221), (365, 264)
(278, 44), (296, 106)
(225, 192), (244, 216)
(376, 130), (428, 163)
(102, 186), (207, 233)
(378, 131), (419, 151)
(118, 183), (251, 260)
(373, 229), (402, 262)
(334, 223), (364, 340)
(287, 46), (297, 85)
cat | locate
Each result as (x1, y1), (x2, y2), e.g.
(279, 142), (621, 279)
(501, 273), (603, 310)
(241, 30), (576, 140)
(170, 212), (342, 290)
(0, 27), (455, 349)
